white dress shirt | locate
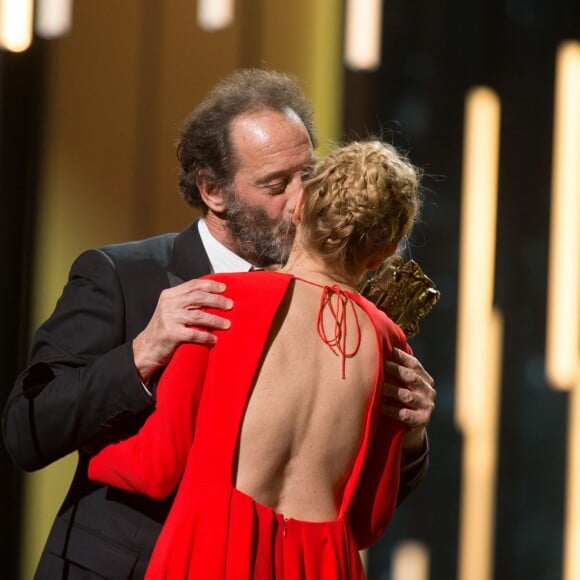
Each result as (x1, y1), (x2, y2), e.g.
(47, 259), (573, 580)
(197, 218), (254, 273)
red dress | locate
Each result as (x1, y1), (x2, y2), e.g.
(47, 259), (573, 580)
(88, 272), (411, 579)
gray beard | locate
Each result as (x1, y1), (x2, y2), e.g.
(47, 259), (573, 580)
(223, 188), (296, 268)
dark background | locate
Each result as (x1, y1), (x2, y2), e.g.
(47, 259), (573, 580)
(355, 1), (577, 579)
(1, 0), (579, 578)
(0, 42), (45, 578)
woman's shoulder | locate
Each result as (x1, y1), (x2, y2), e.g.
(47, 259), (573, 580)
(202, 270), (292, 283)
(350, 292), (409, 350)
(200, 271), (294, 297)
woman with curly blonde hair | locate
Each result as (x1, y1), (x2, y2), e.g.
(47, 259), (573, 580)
(294, 140), (420, 284)
(89, 140), (423, 579)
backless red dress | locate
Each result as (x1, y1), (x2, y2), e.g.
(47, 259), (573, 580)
(89, 271), (411, 579)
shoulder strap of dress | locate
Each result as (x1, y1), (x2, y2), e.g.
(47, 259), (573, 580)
(293, 276), (362, 380)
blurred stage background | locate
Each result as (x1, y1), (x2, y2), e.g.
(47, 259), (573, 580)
(1, 1), (579, 578)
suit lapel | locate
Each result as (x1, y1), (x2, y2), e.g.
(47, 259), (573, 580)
(169, 219), (212, 285)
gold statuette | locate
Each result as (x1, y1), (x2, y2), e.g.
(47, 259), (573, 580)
(358, 256), (441, 337)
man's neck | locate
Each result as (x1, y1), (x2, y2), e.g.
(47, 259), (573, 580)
(203, 212), (239, 254)
(197, 218), (253, 273)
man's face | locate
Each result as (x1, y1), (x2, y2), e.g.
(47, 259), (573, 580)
(224, 108), (314, 267)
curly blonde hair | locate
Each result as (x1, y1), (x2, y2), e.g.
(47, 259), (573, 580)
(301, 140), (421, 276)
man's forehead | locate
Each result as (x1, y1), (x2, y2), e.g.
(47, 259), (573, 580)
(237, 117), (270, 146)
(231, 107), (304, 140)
(230, 108), (313, 172)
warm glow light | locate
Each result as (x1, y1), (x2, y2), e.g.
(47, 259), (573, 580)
(563, 368), (580, 580)
(0, 0), (34, 52)
(197, 0), (234, 31)
(344, 0), (383, 70)
(392, 540), (430, 580)
(455, 87), (501, 430)
(457, 310), (503, 580)
(455, 86), (502, 580)
(35, 0), (73, 39)
(546, 41), (580, 391)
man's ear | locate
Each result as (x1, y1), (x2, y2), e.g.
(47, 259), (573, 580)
(197, 170), (227, 214)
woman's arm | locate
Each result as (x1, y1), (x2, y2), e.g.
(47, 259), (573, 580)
(349, 415), (406, 549)
(349, 315), (414, 549)
(88, 342), (210, 499)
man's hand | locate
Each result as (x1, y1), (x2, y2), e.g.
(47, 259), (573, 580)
(382, 347), (436, 455)
(133, 279), (233, 383)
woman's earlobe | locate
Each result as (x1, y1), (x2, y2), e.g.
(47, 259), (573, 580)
(366, 255), (384, 271)
(292, 192), (306, 225)
(367, 243), (398, 270)
(292, 208), (302, 226)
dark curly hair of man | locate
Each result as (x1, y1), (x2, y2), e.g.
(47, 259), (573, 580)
(177, 68), (318, 210)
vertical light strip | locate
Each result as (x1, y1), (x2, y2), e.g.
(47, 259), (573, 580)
(455, 87), (502, 580)
(546, 41), (580, 391)
(549, 38), (580, 580)
(457, 310), (503, 580)
(197, 0), (235, 31)
(564, 368), (580, 580)
(392, 540), (430, 580)
(309, 0), (344, 154)
(0, 0), (34, 52)
(455, 87), (501, 430)
(35, 0), (74, 39)
(344, 0), (383, 71)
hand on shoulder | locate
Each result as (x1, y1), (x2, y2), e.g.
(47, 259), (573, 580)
(133, 278), (234, 382)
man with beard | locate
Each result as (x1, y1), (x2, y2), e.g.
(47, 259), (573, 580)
(3, 69), (435, 579)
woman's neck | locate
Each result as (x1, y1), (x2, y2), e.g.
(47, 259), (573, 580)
(281, 248), (361, 291)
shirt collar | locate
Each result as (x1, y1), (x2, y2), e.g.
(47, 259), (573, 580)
(197, 218), (254, 273)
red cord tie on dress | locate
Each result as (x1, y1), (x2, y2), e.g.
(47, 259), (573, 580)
(316, 284), (362, 379)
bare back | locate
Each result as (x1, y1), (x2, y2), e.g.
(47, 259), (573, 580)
(235, 279), (380, 522)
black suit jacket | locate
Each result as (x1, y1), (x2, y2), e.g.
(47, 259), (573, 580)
(3, 222), (211, 579)
(3, 220), (427, 579)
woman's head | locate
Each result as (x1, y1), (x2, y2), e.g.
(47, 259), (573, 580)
(299, 140), (422, 277)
